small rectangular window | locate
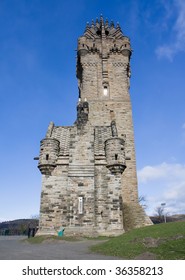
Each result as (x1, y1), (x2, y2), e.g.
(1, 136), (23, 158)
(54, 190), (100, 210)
(46, 154), (49, 160)
(103, 86), (108, 96)
(78, 197), (83, 214)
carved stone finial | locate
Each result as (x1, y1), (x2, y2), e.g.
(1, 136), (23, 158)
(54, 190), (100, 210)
(110, 20), (114, 28)
(100, 16), (106, 38)
(105, 18), (109, 27)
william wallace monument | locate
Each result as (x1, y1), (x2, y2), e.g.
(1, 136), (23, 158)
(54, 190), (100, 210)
(37, 17), (152, 236)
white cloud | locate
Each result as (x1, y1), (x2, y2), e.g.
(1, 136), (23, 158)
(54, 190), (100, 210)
(156, 0), (185, 60)
(138, 162), (185, 215)
(138, 162), (185, 183)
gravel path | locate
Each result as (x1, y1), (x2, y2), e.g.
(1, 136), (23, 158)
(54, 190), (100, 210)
(0, 236), (122, 260)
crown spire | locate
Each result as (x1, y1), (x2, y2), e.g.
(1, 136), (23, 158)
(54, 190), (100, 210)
(83, 16), (124, 40)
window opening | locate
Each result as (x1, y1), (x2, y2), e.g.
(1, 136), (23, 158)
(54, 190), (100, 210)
(103, 86), (108, 96)
(46, 154), (49, 160)
(115, 154), (118, 160)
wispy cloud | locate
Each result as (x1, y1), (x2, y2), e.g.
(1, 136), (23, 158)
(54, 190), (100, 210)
(138, 162), (185, 183)
(156, 0), (185, 61)
(138, 162), (185, 215)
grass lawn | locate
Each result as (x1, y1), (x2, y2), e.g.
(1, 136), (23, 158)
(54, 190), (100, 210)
(90, 221), (185, 259)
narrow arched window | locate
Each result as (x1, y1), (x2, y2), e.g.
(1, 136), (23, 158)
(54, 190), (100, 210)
(103, 86), (108, 96)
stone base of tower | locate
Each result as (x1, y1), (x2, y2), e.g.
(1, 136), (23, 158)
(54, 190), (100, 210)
(36, 226), (97, 237)
(123, 202), (153, 231)
(36, 208), (152, 237)
(64, 227), (125, 237)
(36, 226), (125, 238)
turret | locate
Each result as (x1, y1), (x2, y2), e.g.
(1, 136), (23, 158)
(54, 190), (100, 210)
(105, 137), (126, 174)
(38, 137), (60, 175)
(105, 121), (126, 174)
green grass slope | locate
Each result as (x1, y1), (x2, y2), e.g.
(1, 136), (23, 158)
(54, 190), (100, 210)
(91, 221), (185, 260)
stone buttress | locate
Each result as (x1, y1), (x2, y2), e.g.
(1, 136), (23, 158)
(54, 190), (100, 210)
(36, 17), (152, 236)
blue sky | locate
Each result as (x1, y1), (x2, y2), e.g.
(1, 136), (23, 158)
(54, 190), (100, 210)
(0, 0), (185, 221)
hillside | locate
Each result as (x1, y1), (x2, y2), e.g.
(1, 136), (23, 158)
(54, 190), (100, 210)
(0, 219), (38, 235)
(91, 221), (185, 259)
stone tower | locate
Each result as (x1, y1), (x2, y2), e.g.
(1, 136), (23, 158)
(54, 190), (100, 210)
(37, 17), (152, 236)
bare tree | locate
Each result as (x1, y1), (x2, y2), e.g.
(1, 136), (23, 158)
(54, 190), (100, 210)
(138, 195), (147, 209)
(155, 206), (164, 217)
(155, 206), (165, 223)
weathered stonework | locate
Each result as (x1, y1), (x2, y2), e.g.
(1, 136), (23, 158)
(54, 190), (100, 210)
(37, 17), (152, 236)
